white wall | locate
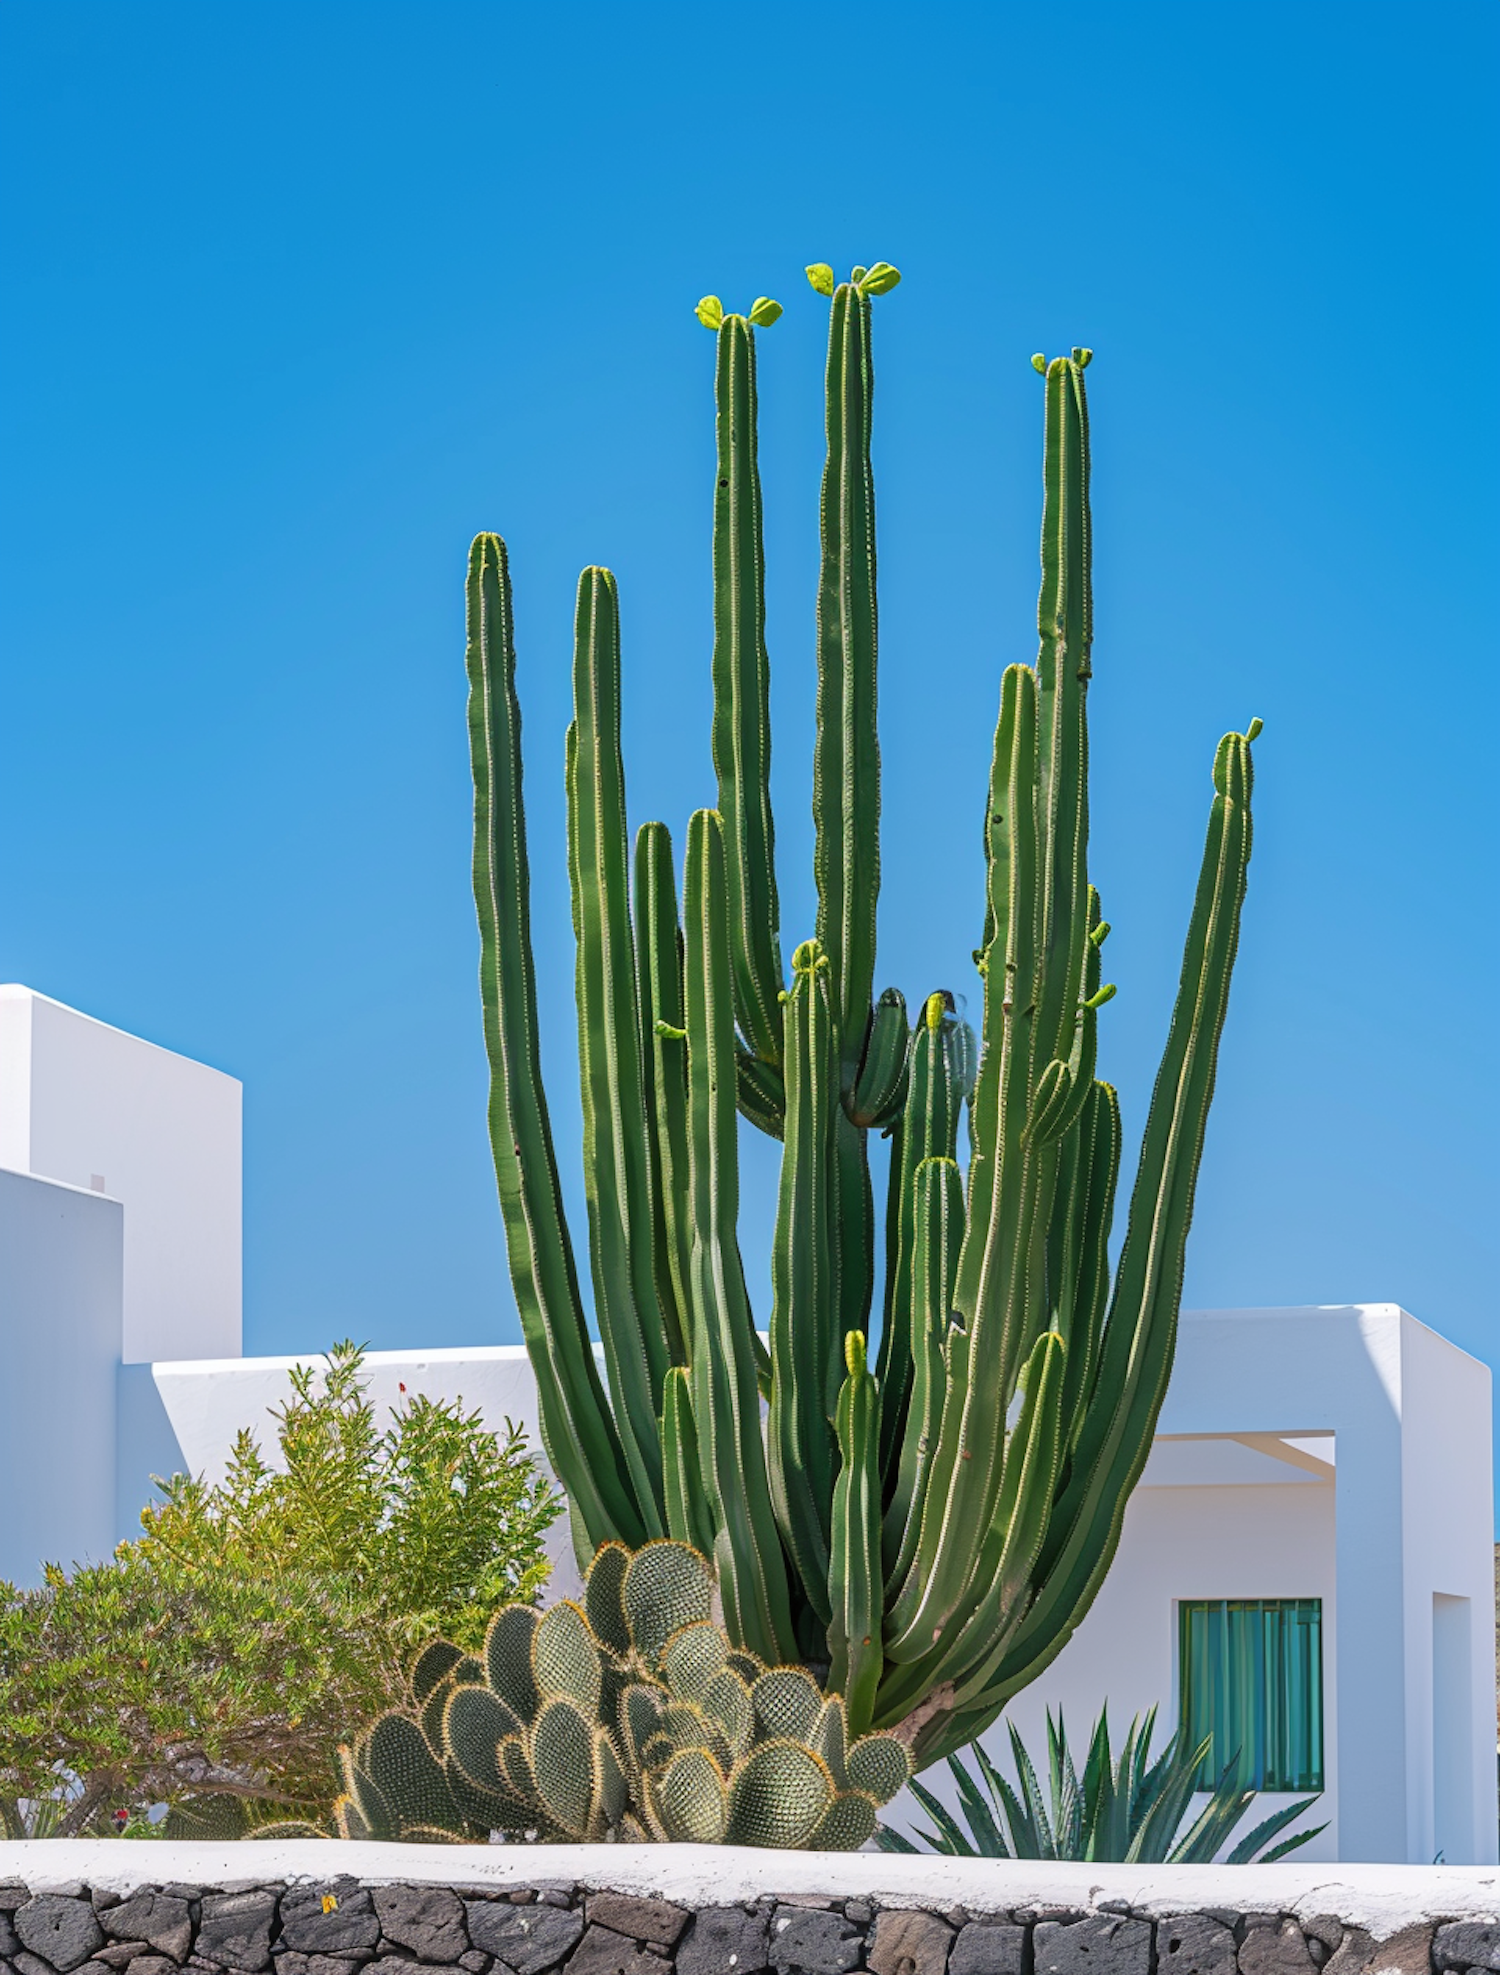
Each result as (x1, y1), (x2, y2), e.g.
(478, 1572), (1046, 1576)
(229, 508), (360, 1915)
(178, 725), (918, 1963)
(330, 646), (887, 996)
(0, 1168), (122, 1582)
(1398, 1314), (1496, 1865)
(0, 986), (241, 1363)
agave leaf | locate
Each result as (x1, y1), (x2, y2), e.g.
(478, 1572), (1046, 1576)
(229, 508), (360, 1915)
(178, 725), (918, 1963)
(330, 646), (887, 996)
(946, 1750), (1008, 1857)
(907, 1775), (975, 1856)
(1226, 1798), (1328, 1865)
(872, 1822), (921, 1853)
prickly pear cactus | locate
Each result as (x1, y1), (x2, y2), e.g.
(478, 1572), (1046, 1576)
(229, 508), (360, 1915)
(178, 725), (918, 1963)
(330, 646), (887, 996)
(334, 1542), (910, 1847)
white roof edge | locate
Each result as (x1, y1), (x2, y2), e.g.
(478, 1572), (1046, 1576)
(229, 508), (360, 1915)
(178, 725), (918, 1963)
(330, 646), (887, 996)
(0, 984), (241, 1087)
(1180, 1304), (1408, 1322)
(1, 1839), (1497, 1930)
(0, 1163), (123, 1204)
(152, 1343), (533, 1375)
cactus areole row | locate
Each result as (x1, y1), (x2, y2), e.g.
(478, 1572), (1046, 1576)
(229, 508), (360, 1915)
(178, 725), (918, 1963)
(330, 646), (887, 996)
(466, 262), (1258, 1771)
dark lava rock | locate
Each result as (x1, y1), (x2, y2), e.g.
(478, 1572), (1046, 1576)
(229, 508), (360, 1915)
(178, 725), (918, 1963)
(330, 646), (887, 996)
(768, 1910), (861, 1975)
(15, 1899), (106, 1975)
(198, 1893), (279, 1974)
(372, 1893), (468, 1969)
(950, 1928), (1027, 1975)
(464, 1906), (582, 1975)
(101, 1898), (194, 1964)
(1034, 1919), (1152, 1975)
(582, 1906), (687, 1954)
(676, 1910), (770, 1975)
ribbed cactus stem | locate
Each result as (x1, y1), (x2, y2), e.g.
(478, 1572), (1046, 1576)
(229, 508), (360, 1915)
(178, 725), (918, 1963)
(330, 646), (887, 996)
(875, 992), (963, 1489)
(466, 534), (646, 1555)
(710, 311), (785, 1084)
(567, 567), (669, 1532)
(682, 808), (798, 1666)
(634, 820), (693, 1365)
(768, 937), (838, 1624)
(813, 276), (881, 1060)
(811, 267), (896, 1353)
(829, 1328), (881, 1736)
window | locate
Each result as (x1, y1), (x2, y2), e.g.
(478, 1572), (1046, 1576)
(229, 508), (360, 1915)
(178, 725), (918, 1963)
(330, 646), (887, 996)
(1178, 1598), (1323, 1791)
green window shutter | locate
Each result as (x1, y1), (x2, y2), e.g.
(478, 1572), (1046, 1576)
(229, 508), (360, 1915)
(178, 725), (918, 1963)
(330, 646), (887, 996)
(1179, 1598), (1323, 1791)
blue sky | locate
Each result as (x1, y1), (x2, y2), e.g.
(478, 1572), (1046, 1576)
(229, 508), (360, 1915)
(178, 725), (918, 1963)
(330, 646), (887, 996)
(2, 6), (1495, 1430)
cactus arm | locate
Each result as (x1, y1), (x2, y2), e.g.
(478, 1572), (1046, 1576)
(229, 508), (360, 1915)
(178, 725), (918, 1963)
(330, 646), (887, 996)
(935, 726), (1257, 1745)
(888, 665), (1043, 1654)
(682, 806), (798, 1664)
(569, 567), (670, 1531)
(735, 1050), (787, 1141)
(465, 532), (645, 1552)
(849, 988), (911, 1128)
(828, 1330), (882, 1736)
(875, 994), (965, 1489)
(1032, 355), (1094, 1072)
(872, 1324), (1068, 1730)
(812, 275), (882, 1056)
(662, 1365), (717, 1556)
(831, 1110), (876, 1368)
(1049, 1080), (1120, 1449)
(710, 312), (786, 1086)
(883, 1152), (965, 1582)
(954, 664), (1025, 1321)
(634, 820), (693, 1365)
(767, 938), (839, 1622)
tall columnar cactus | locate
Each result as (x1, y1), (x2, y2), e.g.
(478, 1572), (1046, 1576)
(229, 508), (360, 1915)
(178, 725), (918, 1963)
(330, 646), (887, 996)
(467, 264), (1258, 1768)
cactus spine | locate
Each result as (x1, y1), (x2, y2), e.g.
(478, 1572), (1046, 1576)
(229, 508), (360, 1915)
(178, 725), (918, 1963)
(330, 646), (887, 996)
(467, 280), (1258, 1770)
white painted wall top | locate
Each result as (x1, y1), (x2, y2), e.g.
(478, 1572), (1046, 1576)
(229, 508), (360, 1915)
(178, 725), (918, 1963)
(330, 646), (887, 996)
(0, 985), (241, 1363)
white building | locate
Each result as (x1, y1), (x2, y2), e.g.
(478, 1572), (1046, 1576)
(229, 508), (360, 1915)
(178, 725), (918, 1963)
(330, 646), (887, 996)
(0, 985), (1493, 1865)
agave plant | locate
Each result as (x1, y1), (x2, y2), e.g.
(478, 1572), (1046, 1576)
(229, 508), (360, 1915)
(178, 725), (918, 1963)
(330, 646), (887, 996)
(876, 1706), (1325, 1863)
(317, 1540), (909, 1849)
(467, 262), (1259, 1767)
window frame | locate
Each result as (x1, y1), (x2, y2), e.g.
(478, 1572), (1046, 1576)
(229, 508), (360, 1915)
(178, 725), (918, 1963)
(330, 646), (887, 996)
(1177, 1596), (1324, 1793)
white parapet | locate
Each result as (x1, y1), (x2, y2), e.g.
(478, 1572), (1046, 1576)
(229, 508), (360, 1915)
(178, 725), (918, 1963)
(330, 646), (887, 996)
(0, 985), (241, 1364)
(3, 1838), (1500, 1929)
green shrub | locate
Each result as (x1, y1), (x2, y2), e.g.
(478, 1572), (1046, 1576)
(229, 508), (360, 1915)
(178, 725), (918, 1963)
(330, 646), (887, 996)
(0, 1341), (558, 1836)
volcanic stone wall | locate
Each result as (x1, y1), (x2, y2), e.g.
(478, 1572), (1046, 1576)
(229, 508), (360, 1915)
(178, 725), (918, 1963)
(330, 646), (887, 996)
(4, 1878), (1499, 1975)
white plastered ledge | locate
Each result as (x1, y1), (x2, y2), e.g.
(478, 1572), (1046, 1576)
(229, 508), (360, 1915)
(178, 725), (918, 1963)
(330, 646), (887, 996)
(3, 1842), (1500, 1935)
